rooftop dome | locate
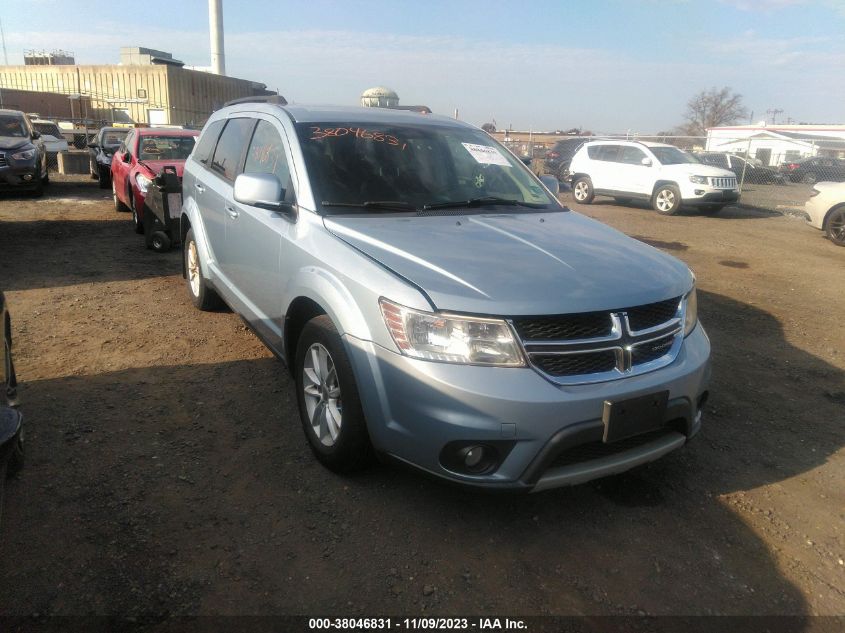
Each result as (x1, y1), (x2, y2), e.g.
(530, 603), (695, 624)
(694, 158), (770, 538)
(361, 86), (400, 108)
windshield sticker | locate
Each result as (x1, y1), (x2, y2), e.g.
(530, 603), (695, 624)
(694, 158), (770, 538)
(309, 126), (407, 149)
(461, 143), (511, 166)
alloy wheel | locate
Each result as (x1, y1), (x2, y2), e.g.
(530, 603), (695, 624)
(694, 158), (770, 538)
(656, 189), (675, 212)
(828, 209), (845, 245)
(302, 343), (342, 447)
(187, 241), (201, 297)
(574, 181), (588, 201)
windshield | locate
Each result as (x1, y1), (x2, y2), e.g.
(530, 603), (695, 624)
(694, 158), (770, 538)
(650, 146), (700, 165)
(0, 115), (28, 138)
(138, 135), (196, 160)
(295, 122), (558, 212)
(34, 122), (62, 137)
(102, 129), (128, 148)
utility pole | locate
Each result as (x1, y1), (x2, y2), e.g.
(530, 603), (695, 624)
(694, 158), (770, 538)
(766, 108), (783, 125)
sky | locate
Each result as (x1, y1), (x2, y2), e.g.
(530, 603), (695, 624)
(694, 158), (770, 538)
(1, 0), (844, 132)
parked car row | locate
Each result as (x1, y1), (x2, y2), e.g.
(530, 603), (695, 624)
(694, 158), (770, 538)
(779, 157), (845, 184)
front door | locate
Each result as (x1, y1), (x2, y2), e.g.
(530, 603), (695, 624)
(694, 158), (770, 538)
(616, 145), (651, 195)
(228, 117), (296, 345)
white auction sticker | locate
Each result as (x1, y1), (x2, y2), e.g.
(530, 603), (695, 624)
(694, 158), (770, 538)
(461, 143), (512, 166)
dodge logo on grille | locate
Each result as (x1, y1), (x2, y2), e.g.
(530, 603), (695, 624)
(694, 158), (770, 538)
(611, 312), (677, 372)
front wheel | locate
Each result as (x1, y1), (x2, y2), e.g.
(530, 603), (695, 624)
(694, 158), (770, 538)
(824, 206), (845, 246)
(113, 180), (128, 212)
(572, 177), (594, 204)
(184, 229), (223, 310)
(652, 184), (682, 215)
(295, 315), (373, 473)
(98, 166), (110, 189)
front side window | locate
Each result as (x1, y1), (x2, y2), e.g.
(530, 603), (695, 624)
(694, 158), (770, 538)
(102, 129), (128, 149)
(620, 146), (647, 165)
(0, 115), (28, 138)
(138, 135), (196, 161)
(244, 120), (294, 201)
(34, 122), (62, 138)
(193, 120), (225, 165)
(296, 122), (557, 212)
(211, 118), (254, 181)
(650, 146), (699, 165)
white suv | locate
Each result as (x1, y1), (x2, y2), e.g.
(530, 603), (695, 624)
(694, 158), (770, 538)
(568, 141), (739, 215)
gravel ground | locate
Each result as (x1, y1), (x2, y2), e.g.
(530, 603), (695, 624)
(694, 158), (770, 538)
(0, 176), (843, 622)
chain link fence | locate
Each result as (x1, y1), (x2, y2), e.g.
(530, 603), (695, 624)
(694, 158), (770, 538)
(499, 133), (845, 217)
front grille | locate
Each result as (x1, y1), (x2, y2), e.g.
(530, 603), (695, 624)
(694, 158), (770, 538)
(631, 334), (676, 365)
(512, 311), (612, 341)
(710, 176), (737, 189)
(514, 296), (683, 382)
(0, 153), (6, 167)
(626, 297), (680, 331)
(550, 427), (674, 469)
(533, 351), (617, 377)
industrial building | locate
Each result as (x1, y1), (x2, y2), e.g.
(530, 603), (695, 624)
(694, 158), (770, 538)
(0, 46), (274, 127)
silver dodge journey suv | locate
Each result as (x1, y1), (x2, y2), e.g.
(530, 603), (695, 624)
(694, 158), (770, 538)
(180, 97), (711, 492)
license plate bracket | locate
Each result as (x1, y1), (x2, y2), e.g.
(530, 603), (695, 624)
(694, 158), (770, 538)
(602, 391), (669, 443)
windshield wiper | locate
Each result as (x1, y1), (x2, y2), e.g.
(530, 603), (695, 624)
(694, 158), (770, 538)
(422, 196), (548, 211)
(321, 200), (417, 212)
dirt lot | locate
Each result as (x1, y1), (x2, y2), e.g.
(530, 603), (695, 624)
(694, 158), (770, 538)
(0, 176), (843, 623)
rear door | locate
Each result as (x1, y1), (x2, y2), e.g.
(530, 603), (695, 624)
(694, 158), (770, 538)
(228, 116), (298, 344)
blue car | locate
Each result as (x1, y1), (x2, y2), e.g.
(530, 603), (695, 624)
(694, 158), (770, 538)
(179, 98), (711, 492)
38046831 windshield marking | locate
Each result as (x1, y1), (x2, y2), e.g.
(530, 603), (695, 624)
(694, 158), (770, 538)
(309, 126), (407, 149)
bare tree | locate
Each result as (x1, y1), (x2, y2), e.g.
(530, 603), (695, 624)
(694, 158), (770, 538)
(481, 122), (496, 133)
(680, 87), (748, 137)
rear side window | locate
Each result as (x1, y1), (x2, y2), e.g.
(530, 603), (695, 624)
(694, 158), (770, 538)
(620, 146), (647, 165)
(194, 120), (225, 165)
(211, 118), (255, 181)
(587, 145), (620, 161)
(244, 120), (294, 201)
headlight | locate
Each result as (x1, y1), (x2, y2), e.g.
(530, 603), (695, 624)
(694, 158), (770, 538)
(689, 175), (709, 184)
(379, 298), (525, 366)
(683, 287), (698, 336)
(135, 173), (153, 194)
(11, 148), (36, 160)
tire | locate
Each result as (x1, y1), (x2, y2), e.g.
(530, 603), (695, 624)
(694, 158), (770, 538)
(801, 172), (818, 185)
(652, 184), (682, 215)
(295, 315), (373, 473)
(572, 176), (594, 204)
(824, 206), (845, 247)
(113, 179), (128, 212)
(184, 228), (223, 310)
(6, 425), (24, 478)
(700, 204), (725, 214)
(151, 231), (171, 253)
(131, 195), (144, 235)
(98, 166), (110, 189)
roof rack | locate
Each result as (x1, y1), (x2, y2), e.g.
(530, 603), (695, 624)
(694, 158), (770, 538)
(224, 95), (288, 107)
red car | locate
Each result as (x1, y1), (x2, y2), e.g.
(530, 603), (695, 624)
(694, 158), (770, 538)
(111, 128), (199, 233)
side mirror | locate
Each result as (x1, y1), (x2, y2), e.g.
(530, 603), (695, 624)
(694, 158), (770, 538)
(123, 152), (131, 163)
(540, 175), (560, 196)
(520, 156), (532, 166)
(641, 157), (652, 167)
(233, 172), (295, 215)
(31, 130), (41, 140)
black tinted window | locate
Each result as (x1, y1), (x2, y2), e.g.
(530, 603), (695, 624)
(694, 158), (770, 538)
(588, 145), (620, 161)
(211, 118), (254, 181)
(194, 120), (225, 165)
(244, 120), (294, 201)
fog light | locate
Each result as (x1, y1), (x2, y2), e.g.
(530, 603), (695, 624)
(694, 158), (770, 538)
(22, 174), (32, 181)
(694, 189), (704, 195)
(462, 446), (484, 469)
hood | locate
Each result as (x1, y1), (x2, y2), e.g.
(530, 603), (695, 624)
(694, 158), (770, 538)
(325, 211), (693, 315)
(0, 136), (30, 151)
(662, 163), (735, 179)
(138, 159), (187, 177)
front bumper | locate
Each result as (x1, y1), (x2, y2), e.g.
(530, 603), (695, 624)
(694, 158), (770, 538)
(345, 324), (711, 491)
(0, 165), (40, 190)
(683, 189), (740, 205)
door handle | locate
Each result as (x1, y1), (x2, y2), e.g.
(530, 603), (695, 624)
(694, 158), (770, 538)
(194, 183), (205, 193)
(225, 205), (239, 219)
